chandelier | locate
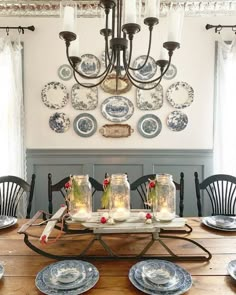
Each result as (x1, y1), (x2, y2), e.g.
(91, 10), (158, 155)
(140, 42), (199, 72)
(59, 0), (184, 91)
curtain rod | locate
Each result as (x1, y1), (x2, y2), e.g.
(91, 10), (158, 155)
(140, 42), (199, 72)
(206, 24), (236, 34)
(0, 25), (35, 35)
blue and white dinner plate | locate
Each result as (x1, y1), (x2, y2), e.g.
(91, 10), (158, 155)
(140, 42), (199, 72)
(132, 55), (157, 81)
(35, 260), (99, 295)
(138, 114), (162, 138)
(129, 260), (192, 295)
(73, 113), (97, 137)
(166, 111), (188, 132)
(227, 260), (236, 280)
(49, 112), (70, 133)
(202, 216), (236, 231)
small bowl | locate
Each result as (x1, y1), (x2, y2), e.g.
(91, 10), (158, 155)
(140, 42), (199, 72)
(142, 261), (176, 285)
(51, 262), (85, 284)
(0, 264), (4, 279)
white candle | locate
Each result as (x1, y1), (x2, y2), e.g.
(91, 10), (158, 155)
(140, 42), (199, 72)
(145, 0), (160, 18)
(70, 36), (79, 56)
(124, 0), (136, 24)
(63, 6), (75, 32)
(167, 7), (184, 43)
(113, 208), (130, 222)
(159, 47), (168, 60)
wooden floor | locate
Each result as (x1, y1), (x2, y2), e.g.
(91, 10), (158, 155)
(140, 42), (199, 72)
(0, 217), (236, 294)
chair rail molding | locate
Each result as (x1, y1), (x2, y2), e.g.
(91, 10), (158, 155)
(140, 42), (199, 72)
(26, 148), (213, 217)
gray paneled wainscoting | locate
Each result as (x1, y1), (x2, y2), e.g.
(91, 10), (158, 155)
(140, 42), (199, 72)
(26, 149), (213, 218)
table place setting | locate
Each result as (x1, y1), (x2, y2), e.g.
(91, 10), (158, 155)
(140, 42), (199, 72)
(202, 215), (236, 231)
(0, 215), (17, 230)
(129, 259), (192, 295)
(35, 259), (99, 295)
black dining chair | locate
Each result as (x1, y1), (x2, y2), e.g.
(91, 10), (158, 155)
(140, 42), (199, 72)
(130, 172), (184, 217)
(48, 173), (104, 214)
(194, 172), (236, 217)
(0, 174), (36, 218)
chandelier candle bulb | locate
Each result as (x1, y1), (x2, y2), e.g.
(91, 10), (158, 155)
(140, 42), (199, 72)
(63, 6), (75, 32)
(159, 47), (168, 60)
(124, 0), (136, 24)
(70, 36), (80, 57)
(145, 0), (161, 18)
(167, 7), (184, 43)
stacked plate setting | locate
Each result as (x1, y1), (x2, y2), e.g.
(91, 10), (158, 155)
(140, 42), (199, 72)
(129, 259), (192, 295)
(35, 260), (99, 295)
(202, 215), (236, 231)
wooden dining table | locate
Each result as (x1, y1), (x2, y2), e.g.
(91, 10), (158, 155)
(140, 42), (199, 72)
(0, 217), (236, 295)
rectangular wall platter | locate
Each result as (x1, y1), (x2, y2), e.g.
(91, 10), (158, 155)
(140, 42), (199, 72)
(99, 124), (134, 138)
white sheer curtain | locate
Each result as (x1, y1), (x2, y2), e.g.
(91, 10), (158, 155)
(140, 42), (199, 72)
(0, 35), (26, 216)
(214, 36), (236, 175)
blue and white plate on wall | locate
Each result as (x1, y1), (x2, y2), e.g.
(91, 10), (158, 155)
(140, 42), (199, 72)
(78, 54), (101, 77)
(49, 112), (70, 133)
(35, 260), (99, 295)
(41, 81), (69, 109)
(166, 111), (188, 132)
(132, 55), (157, 81)
(136, 83), (163, 110)
(57, 64), (73, 81)
(166, 81), (194, 109)
(163, 64), (177, 80)
(101, 96), (134, 122)
(138, 114), (162, 138)
(73, 113), (97, 137)
(71, 83), (98, 110)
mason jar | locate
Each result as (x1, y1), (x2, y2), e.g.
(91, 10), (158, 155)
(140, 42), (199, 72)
(153, 174), (176, 222)
(69, 175), (92, 222)
(109, 174), (130, 222)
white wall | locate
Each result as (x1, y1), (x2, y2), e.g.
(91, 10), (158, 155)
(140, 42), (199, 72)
(1, 15), (235, 150)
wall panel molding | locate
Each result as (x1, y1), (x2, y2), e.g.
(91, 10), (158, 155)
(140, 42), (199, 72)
(26, 148), (213, 217)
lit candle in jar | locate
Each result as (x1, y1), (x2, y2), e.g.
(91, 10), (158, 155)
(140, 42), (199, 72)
(113, 207), (130, 222)
(156, 203), (175, 222)
(70, 205), (91, 222)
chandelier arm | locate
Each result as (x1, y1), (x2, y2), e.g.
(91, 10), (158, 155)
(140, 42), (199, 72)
(125, 53), (173, 85)
(71, 62), (113, 89)
(128, 28), (153, 71)
(66, 44), (111, 80)
(126, 69), (162, 90)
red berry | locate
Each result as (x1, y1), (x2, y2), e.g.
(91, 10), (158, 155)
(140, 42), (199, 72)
(146, 213), (152, 219)
(103, 179), (110, 186)
(149, 181), (155, 188)
(65, 182), (71, 189)
(100, 217), (107, 224)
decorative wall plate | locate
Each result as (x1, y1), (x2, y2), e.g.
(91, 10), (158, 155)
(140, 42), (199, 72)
(167, 111), (188, 132)
(41, 82), (69, 109)
(136, 83), (163, 110)
(163, 64), (177, 80)
(101, 74), (132, 95)
(78, 54), (101, 77)
(138, 114), (162, 138)
(73, 113), (97, 137)
(57, 64), (73, 81)
(71, 84), (98, 110)
(132, 55), (157, 81)
(49, 112), (70, 133)
(101, 96), (134, 122)
(166, 81), (194, 109)
(100, 124), (134, 138)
